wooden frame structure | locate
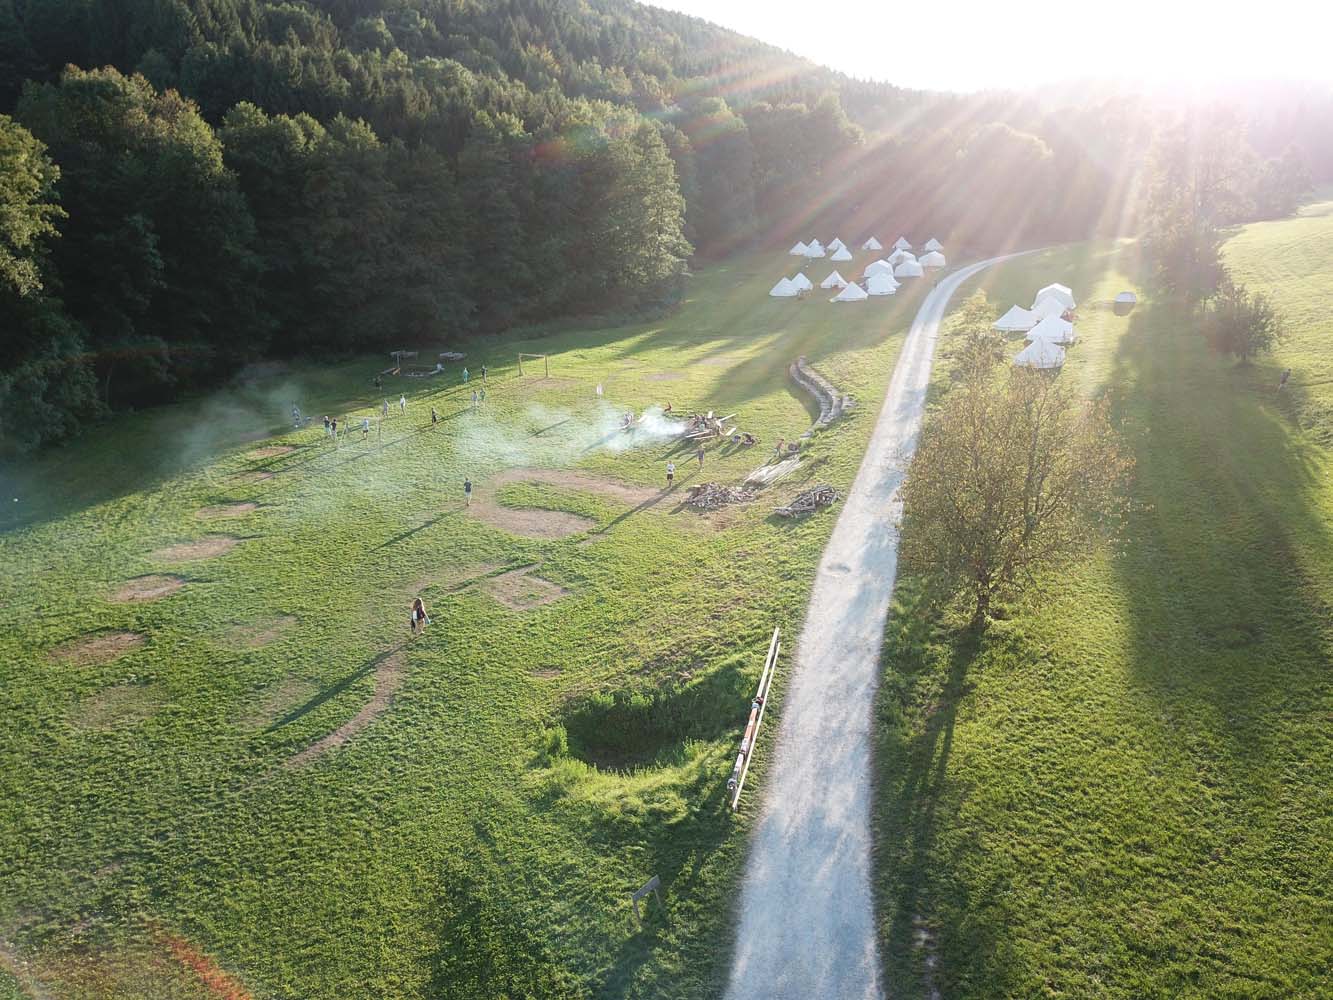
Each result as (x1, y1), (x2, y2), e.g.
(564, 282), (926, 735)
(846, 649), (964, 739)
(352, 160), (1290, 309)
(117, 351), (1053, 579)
(727, 627), (781, 811)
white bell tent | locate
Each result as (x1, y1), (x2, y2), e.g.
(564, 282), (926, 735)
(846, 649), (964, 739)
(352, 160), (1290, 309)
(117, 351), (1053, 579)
(894, 259), (925, 278)
(866, 272), (898, 296)
(1115, 291), (1138, 305)
(1013, 339), (1066, 369)
(832, 281), (869, 302)
(828, 238), (846, 252)
(820, 270), (849, 289)
(1026, 314), (1075, 344)
(924, 237), (943, 252)
(788, 241), (809, 256)
(919, 250), (946, 268)
(1030, 296), (1070, 321)
(830, 245), (853, 262)
(805, 243), (826, 259)
(1033, 283), (1076, 311)
(769, 277), (799, 297)
(888, 248), (915, 266)
(790, 272), (814, 292)
(864, 259), (895, 278)
(862, 236), (883, 251)
(893, 236), (912, 251)
(993, 305), (1038, 332)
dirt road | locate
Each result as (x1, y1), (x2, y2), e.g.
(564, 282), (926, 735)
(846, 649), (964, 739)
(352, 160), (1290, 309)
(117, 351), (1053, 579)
(724, 254), (1026, 999)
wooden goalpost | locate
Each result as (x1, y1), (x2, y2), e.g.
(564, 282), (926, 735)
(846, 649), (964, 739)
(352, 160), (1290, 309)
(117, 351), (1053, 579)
(517, 352), (549, 377)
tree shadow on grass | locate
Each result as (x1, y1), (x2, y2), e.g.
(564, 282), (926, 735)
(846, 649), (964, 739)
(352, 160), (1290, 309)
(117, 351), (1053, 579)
(872, 584), (1010, 999)
(265, 646), (399, 733)
(1105, 302), (1333, 763)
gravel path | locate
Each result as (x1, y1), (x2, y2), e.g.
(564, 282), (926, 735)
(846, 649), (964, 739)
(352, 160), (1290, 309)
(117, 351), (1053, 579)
(724, 254), (1026, 1000)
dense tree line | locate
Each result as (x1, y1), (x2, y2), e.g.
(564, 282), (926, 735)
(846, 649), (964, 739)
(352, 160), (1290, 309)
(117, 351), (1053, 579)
(1, 0), (1328, 451)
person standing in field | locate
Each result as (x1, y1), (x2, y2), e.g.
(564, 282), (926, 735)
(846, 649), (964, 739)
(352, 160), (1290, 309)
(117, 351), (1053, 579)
(696, 444), (705, 469)
(361, 417), (370, 439)
(399, 394), (406, 414)
(479, 386), (487, 404)
(323, 415), (331, 436)
(1279, 368), (1292, 391)
(481, 364), (488, 382)
(382, 398), (389, 418)
(462, 367), (470, 383)
(410, 597), (430, 636)
(666, 460), (675, 487)
(463, 478), (472, 506)
(471, 389), (478, 409)
(431, 406), (439, 427)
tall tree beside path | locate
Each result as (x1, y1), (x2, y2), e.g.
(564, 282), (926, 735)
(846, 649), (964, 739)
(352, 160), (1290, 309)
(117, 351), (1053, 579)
(900, 369), (1133, 625)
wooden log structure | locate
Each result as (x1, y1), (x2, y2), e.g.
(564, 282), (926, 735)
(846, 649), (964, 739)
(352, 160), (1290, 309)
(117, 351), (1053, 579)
(728, 627), (782, 810)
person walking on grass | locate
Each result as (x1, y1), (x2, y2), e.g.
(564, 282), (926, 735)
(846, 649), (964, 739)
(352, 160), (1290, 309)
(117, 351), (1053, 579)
(431, 406), (439, 427)
(399, 394), (407, 415)
(1279, 368), (1292, 391)
(471, 389), (478, 409)
(462, 367), (470, 383)
(362, 417), (370, 440)
(464, 478), (473, 507)
(323, 415), (331, 437)
(479, 386), (487, 404)
(696, 444), (706, 469)
(666, 460), (676, 487)
(382, 398), (389, 418)
(481, 364), (488, 382)
(410, 597), (430, 636)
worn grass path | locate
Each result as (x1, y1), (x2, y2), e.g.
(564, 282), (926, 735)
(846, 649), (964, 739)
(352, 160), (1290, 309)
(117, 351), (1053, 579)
(724, 254), (1026, 999)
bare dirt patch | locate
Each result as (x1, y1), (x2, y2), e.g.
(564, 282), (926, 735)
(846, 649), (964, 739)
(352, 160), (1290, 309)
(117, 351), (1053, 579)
(72, 684), (164, 730)
(238, 676), (318, 729)
(226, 615), (298, 648)
(644, 371), (683, 382)
(111, 575), (185, 603)
(285, 650), (405, 767)
(531, 665), (563, 678)
(483, 567), (570, 611)
(196, 502), (258, 519)
(151, 536), (240, 562)
(469, 468), (663, 539)
(49, 631), (146, 666)
(246, 445), (294, 459)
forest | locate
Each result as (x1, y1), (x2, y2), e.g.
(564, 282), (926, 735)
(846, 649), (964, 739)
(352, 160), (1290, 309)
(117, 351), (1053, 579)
(1, 0), (1329, 451)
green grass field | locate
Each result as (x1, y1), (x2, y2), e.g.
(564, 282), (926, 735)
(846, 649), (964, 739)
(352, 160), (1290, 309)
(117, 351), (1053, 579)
(874, 234), (1333, 997)
(0, 249), (929, 999)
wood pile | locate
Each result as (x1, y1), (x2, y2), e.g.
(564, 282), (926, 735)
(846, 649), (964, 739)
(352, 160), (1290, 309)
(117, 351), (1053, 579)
(687, 482), (755, 510)
(772, 484), (839, 517)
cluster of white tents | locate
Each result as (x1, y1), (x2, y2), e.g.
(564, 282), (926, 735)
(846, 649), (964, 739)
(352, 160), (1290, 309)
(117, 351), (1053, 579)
(775, 235), (947, 302)
(994, 283), (1078, 369)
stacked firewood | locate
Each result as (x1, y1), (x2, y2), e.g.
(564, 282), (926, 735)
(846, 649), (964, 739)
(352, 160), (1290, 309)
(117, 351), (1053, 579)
(773, 484), (839, 517)
(687, 482), (755, 510)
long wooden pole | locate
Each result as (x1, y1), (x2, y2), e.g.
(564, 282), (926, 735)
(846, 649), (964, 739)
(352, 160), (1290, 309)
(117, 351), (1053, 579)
(729, 627), (781, 811)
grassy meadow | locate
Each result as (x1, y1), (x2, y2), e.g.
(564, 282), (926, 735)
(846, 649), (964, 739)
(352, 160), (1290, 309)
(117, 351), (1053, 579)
(874, 233), (1333, 997)
(0, 248), (928, 999)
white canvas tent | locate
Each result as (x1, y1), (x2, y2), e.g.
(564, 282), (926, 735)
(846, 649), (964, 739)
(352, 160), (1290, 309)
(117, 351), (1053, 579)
(828, 238), (846, 252)
(1030, 296), (1070, 321)
(1026, 314), (1075, 344)
(832, 281), (869, 302)
(893, 236), (912, 251)
(1033, 283), (1076, 311)
(993, 304), (1038, 332)
(894, 259), (925, 278)
(790, 272), (814, 292)
(820, 270), (849, 289)
(919, 250), (946, 268)
(769, 277), (799, 297)
(1013, 339), (1065, 369)
(1115, 291), (1137, 305)
(862, 236), (883, 251)
(864, 259), (894, 278)
(866, 272), (898, 296)
(805, 243), (826, 259)
(788, 241), (809, 256)
(830, 245), (853, 262)
(888, 248), (915, 266)
(924, 237), (943, 252)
